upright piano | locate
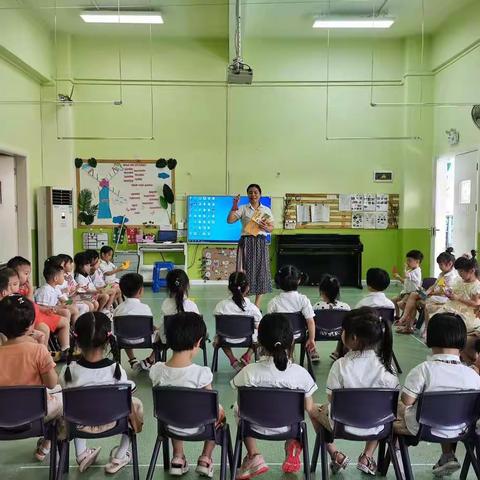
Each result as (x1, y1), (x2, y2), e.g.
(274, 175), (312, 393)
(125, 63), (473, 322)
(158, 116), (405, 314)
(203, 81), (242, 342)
(276, 234), (364, 288)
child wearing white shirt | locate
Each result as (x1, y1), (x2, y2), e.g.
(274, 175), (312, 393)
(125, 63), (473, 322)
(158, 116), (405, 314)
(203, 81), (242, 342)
(86, 249), (121, 307)
(231, 313), (317, 479)
(149, 312), (222, 478)
(314, 274), (351, 361)
(267, 265), (318, 362)
(213, 272), (262, 372)
(59, 312), (143, 474)
(113, 273), (154, 372)
(392, 250), (423, 318)
(355, 268), (395, 310)
(74, 252), (106, 312)
(100, 246), (126, 285)
(396, 313), (480, 477)
(310, 307), (399, 476)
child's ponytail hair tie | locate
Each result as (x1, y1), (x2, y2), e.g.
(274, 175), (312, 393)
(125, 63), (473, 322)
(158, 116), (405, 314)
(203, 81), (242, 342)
(274, 341), (282, 347)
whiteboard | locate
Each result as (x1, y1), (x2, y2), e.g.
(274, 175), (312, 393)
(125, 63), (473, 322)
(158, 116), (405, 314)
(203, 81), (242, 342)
(76, 160), (175, 226)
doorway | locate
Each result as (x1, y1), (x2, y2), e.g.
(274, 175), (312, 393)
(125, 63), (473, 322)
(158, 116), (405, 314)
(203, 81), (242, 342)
(432, 150), (479, 276)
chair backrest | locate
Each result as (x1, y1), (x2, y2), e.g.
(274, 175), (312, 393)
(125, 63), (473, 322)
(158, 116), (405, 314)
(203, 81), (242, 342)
(237, 387), (305, 429)
(113, 315), (154, 345)
(422, 277), (437, 290)
(0, 386), (47, 439)
(153, 386), (218, 430)
(416, 390), (480, 434)
(280, 312), (307, 339)
(63, 384), (132, 426)
(375, 308), (395, 324)
(215, 314), (255, 339)
(313, 309), (348, 340)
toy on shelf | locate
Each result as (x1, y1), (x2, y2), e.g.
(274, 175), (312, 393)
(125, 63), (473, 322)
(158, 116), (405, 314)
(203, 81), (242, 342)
(126, 227), (139, 244)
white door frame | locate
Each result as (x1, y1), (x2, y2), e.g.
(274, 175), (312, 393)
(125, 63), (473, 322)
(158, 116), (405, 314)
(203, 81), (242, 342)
(0, 146), (32, 262)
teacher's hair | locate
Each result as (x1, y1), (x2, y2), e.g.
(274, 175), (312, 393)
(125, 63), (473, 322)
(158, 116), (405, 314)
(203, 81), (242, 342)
(247, 184), (262, 194)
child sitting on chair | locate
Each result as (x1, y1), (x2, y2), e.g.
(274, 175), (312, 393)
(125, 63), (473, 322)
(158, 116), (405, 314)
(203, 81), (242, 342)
(395, 313), (480, 476)
(113, 273), (154, 372)
(310, 307), (399, 477)
(149, 312), (222, 478)
(60, 312), (143, 474)
(392, 250), (423, 319)
(356, 268), (395, 309)
(231, 313), (318, 478)
(0, 295), (62, 462)
(213, 271), (262, 372)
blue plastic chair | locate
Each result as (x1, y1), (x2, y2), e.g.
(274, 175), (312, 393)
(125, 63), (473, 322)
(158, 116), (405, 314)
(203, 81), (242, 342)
(152, 262), (174, 292)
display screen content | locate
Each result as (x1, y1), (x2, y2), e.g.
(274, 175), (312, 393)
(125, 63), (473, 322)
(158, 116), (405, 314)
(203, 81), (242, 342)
(187, 195), (272, 243)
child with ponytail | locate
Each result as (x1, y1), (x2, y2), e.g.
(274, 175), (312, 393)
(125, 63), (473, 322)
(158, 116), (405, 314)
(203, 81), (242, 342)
(231, 313), (318, 478)
(310, 307), (399, 476)
(59, 312), (143, 474)
(213, 272), (262, 371)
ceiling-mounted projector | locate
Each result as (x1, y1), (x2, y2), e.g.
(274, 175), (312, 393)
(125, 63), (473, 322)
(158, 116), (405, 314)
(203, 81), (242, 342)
(227, 61), (253, 84)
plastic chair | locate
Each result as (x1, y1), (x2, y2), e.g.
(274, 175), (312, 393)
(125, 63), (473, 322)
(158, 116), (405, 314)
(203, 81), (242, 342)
(0, 386), (57, 480)
(422, 277), (437, 290)
(113, 314), (161, 362)
(159, 314), (209, 366)
(57, 384), (139, 480)
(280, 312), (313, 373)
(414, 278), (436, 331)
(233, 387), (311, 480)
(146, 387), (233, 480)
(152, 261), (175, 292)
(375, 307), (403, 374)
(385, 390), (480, 480)
(311, 388), (402, 480)
(211, 314), (257, 372)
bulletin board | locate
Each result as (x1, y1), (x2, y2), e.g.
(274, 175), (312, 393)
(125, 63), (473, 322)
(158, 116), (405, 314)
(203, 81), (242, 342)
(75, 160), (175, 227)
(201, 247), (237, 281)
(283, 193), (400, 230)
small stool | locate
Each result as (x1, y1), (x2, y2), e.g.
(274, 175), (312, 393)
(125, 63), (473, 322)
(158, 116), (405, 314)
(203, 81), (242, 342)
(152, 261), (174, 293)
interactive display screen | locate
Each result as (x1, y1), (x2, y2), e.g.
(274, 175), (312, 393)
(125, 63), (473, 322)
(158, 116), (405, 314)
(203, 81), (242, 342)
(187, 195), (272, 243)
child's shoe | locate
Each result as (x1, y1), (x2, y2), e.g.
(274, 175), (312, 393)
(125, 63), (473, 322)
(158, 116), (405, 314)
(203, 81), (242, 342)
(77, 447), (101, 472)
(310, 349), (320, 363)
(140, 357), (154, 371)
(282, 440), (302, 473)
(196, 455), (214, 478)
(432, 454), (461, 477)
(330, 451), (349, 473)
(236, 454), (269, 479)
(231, 359), (244, 373)
(34, 438), (50, 461)
(357, 453), (377, 476)
(240, 352), (251, 366)
(170, 455), (189, 476)
(105, 446), (131, 474)
(128, 357), (141, 372)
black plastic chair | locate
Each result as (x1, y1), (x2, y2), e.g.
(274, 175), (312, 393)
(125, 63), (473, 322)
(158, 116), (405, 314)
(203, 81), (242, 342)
(146, 387), (232, 480)
(422, 277), (437, 290)
(113, 315), (161, 362)
(211, 314), (257, 372)
(233, 387), (311, 480)
(57, 384), (139, 480)
(280, 312), (313, 373)
(415, 278), (437, 331)
(375, 308), (403, 374)
(0, 386), (57, 480)
(386, 390), (480, 480)
(311, 388), (402, 480)
(159, 315), (209, 366)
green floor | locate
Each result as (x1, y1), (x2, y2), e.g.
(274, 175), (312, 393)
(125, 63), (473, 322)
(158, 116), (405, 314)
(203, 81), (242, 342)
(0, 285), (477, 479)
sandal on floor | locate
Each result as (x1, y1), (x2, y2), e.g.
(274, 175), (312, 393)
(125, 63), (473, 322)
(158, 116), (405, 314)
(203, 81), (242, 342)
(330, 451), (349, 474)
(231, 359), (244, 373)
(357, 453), (377, 476)
(170, 455), (189, 476)
(34, 438), (50, 462)
(77, 447), (101, 473)
(105, 446), (131, 474)
(282, 440), (302, 473)
(396, 326), (414, 335)
(196, 455), (214, 478)
(329, 351), (339, 361)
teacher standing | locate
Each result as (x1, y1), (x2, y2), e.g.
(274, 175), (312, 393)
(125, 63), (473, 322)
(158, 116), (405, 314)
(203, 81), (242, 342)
(227, 183), (274, 307)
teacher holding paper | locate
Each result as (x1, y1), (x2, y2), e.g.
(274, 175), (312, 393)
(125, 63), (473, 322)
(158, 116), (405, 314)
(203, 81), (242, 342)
(227, 183), (274, 307)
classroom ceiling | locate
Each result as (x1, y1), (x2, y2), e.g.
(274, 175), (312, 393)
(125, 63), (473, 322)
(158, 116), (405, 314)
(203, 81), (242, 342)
(5, 0), (474, 39)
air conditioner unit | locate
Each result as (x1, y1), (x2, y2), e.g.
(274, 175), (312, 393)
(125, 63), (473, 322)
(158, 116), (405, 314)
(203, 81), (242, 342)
(36, 187), (74, 276)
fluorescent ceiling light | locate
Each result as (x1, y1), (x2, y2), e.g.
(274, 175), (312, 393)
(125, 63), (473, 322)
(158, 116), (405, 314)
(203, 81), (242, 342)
(313, 18), (394, 29)
(80, 11), (164, 24)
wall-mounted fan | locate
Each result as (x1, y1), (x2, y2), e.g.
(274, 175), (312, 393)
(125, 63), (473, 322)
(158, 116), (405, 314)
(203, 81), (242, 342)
(472, 105), (480, 129)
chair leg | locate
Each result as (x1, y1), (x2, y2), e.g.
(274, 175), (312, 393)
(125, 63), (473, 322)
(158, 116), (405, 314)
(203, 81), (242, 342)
(212, 346), (219, 373)
(377, 439), (386, 474)
(232, 426), (243, 479)
(392, 351), (402, 374)
(388, 439), (403, 480)
(130, 431), (139, 480)
(398, 437), (413, 480)
(163, 437), (170, 471)
(299, 343), (306, 366)
(319, 428), (329, 480)
(49, 423), (57, 480)
(306, 350), (316, 382)
(301, 423), (311, 480)
(226, 425), (234, 470)
(220, 429), (228, 480)
(460, 448), (471, 480)
(463, 441), (480, 478)
(310, 432), (320, 473)
(146, 436), (162, 480)
(56, 441), (68, 480)
(202, 341), (208, 366)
